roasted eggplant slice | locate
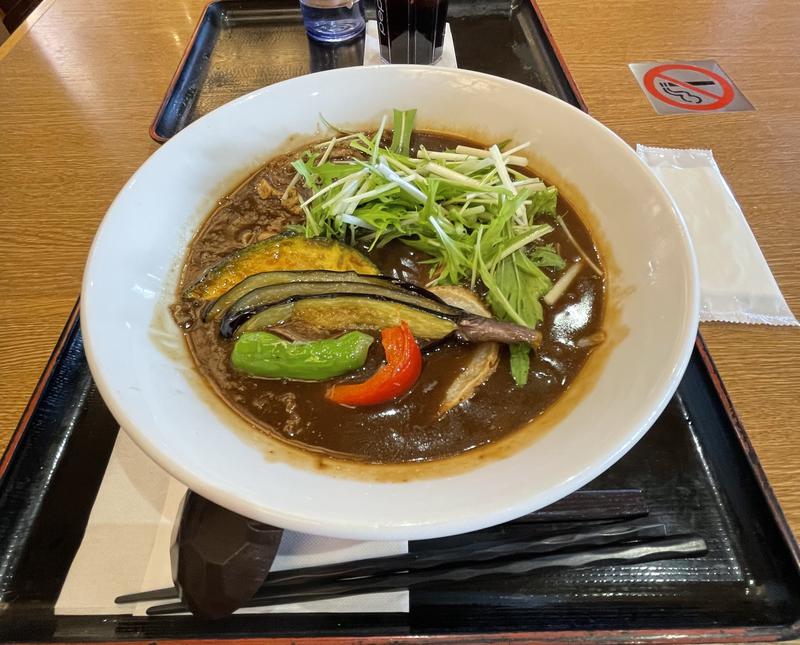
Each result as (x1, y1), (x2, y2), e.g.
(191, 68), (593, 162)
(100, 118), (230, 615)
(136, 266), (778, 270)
(220, 281), (461, 338)
(228, 288), (543, 349)
(240, 303), (296, 335)
(204, 270), (448, 322)
(237, 295), (459, 340)
(183, 234), (378, 301)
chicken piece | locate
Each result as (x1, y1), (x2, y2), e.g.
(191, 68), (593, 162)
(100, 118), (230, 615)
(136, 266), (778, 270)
(256, 178), (275, 200)
(280, 186), (303, 215)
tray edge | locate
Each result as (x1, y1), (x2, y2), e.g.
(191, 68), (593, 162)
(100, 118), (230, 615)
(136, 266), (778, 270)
(528, 0), (588, 112)
(14, 624), (800, 645)
(694, 333), (800, 608)
(149, 0), (590, 144)
(0, 301), (80, 483)
(149, 0), (217, 143)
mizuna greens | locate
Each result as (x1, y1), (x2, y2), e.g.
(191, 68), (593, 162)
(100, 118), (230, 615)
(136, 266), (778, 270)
(288, 110), (586, 386)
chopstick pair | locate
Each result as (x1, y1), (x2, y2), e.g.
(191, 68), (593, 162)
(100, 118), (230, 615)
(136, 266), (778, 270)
(209, 535), (708, 612)
(253, 518), (668, 588)
(136, 520), (706, 615)
(117, 488), (649, 607)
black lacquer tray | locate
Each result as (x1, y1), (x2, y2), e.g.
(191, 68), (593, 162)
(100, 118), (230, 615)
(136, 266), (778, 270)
(150, 0), (582, 141)
(2, 1), (799, 642)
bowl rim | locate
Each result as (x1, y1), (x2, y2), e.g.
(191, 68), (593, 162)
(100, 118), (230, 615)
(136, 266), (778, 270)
(81, 65), (700, 539)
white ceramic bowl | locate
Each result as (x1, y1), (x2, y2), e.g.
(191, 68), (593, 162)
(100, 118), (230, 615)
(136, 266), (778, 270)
(82, 66), (698, 540)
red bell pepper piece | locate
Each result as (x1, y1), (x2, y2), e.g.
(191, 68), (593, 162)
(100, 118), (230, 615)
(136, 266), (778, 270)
(326, 321), (422, 406)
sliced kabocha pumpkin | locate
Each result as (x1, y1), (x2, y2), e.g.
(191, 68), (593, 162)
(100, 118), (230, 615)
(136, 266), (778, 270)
(203, 270), (448, 322)
(183, 233), (379, 301)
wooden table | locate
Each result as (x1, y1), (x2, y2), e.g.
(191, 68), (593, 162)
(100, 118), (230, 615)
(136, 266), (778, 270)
(0, 0), (798, 539)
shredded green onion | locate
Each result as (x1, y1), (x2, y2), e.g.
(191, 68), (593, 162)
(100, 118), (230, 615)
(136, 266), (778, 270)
(292, 109), (578, 385)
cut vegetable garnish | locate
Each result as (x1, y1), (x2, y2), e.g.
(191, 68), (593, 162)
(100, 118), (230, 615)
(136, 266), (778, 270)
(238, 295), (458, 340)
(389, 109), (417, 156)
(453, 145), (528, 167)
(204, 269), (449, 322)
(221, 281), (543, 346)
(219, 280), (461, 338)
(231, 331), (373, 381)
(430, 286), (499, 418)
(543, 261), (583, 306)
(183, 233), (378, 301)
(556, 215), (603, 277)
(285, 110), (603, 385)
(327, 322), (421, 406)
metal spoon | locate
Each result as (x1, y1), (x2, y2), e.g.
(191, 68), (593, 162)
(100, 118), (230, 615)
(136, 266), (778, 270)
(170, 490), (284, 619)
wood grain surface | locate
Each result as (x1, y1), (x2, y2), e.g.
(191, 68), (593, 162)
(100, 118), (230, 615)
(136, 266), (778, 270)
(0, 0), (798, 541)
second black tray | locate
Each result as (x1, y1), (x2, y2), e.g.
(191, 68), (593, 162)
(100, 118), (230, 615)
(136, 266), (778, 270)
(151, 0), (583, 140)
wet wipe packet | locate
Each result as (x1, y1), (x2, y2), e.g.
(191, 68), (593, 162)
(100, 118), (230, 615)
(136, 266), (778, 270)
(637, 145), (797, 326)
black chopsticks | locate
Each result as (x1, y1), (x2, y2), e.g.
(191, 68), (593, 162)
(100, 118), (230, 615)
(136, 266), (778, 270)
(114, 487), (708, 617)
(117, 487), (649, 606)
(145, 533), (706, 615)
(242, 518), (667, 589)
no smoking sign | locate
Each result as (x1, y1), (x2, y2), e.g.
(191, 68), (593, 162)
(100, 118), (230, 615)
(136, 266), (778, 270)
(630, 60), (753, 115)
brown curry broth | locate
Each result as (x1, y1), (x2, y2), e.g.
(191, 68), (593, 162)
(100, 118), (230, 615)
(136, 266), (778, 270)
(177, 132), (604, 463)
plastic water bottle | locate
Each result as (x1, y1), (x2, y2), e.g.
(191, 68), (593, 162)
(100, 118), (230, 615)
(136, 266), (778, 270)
(299, 0), (366, 44)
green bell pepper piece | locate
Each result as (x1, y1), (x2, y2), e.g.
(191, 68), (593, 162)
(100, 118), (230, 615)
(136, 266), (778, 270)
(231, 331), (374, 381)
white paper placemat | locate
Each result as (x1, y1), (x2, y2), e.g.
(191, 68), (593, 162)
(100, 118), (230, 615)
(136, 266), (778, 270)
(55, 431), (408, 616)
